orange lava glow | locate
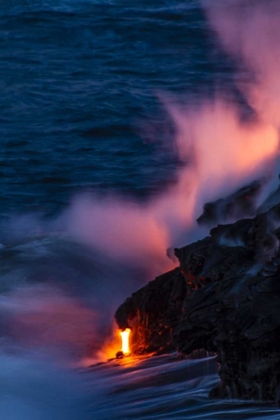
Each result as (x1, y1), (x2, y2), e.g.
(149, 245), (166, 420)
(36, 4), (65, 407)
(94, 324), (130, 363)
(120, 328), (131, 355)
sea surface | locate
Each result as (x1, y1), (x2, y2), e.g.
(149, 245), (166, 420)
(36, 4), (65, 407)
(0, 0), (278, 419)
(0, 0), (238, 216)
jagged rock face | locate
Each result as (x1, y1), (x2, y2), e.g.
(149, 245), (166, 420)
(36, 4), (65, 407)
(174, 267), (280, 401)
(197, 181), (261, 226)
(115, 268), (186, 354)
(115, 201), (280, 403)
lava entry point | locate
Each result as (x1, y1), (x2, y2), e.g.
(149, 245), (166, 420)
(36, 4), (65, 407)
(115, 328), (131, 358)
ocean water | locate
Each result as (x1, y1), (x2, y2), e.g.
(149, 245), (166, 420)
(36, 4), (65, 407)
(0, 0), (238, 216)
(1, 0), (279, 419)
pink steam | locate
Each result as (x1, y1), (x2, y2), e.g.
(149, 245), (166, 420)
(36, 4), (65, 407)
(57, 0), (280, 282)
(203, 0), (280, 127)
(63, 99), (279, 279)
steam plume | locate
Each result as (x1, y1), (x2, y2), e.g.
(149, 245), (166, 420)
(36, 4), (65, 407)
(203, 0), (280, 128)
(4, 0), (280, 363)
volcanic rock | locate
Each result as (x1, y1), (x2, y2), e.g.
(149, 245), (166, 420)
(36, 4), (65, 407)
(197, 180), (261, 226)
(115, 197), (280, 404)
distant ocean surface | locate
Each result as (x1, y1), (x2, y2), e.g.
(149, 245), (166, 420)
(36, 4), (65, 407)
(0, 0), (237, 216)
(1, 1), (279, 419)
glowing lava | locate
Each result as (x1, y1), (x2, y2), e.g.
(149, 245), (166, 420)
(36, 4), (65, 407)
(120, 328), (131, 355)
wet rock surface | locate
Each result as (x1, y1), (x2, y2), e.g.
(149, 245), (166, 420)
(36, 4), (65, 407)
(115, 197), (280, 404)
(197, 180), (262, 226)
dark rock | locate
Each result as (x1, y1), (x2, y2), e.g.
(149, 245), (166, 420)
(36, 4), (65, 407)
(116, 351), (124, 359)
(115, 198), (280, 403)
(197, 181), (261, 226)
(209, 382), (229, 399)
(115, 267), (186, 354)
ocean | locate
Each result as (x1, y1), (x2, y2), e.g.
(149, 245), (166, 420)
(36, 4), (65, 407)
(1, 0), (280, 418)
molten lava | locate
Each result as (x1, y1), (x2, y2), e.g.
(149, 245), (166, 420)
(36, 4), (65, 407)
(120, 328), (131, 355)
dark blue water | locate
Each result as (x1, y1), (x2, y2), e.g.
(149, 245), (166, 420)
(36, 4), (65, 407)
(1, 1), (278, 419)
(0, 0), (238, 215)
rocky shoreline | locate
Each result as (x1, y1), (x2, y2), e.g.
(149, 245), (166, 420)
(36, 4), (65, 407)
(115, 186), (280, 404)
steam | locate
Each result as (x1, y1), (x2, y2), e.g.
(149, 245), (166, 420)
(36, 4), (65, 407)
(55, 2), (280, 359)
(61, 97), (278, 277)
(203, 0), (280, 128)
(3, 0), (280, 364)
(0, 285), (98, 361)
(59, 1), (280, 271)
(0, 351), (112, 420)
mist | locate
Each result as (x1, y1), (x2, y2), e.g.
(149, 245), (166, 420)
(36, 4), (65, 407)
(2, 0), (280, 373)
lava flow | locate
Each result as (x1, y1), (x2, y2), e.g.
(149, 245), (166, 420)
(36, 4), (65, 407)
(120, 328), (131, 355)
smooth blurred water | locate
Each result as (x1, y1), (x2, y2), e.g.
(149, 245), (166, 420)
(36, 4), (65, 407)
(3, 353), (279, 420)
(0, 353), (216, 419)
